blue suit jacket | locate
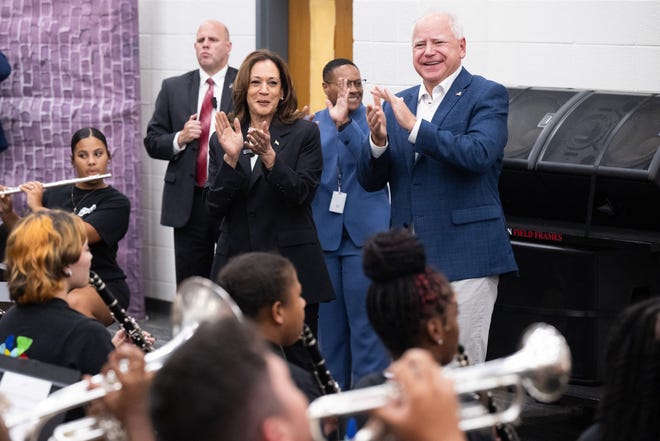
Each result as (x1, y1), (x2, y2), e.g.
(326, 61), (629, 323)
(358, 68), (518, 281)
(312, 105), (390, 251)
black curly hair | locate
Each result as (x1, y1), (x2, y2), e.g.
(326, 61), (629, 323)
(362, 228), (454, 359)
(596, 296), (660, 441)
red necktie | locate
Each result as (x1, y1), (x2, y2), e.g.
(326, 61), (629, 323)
(196, 78), (215, 187)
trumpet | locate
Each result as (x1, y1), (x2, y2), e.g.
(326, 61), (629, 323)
(307, 323), (572, 441)
(4, 276), (243, 441)
(0, 174), (112, 196)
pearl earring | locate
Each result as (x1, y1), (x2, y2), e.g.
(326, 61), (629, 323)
(65, 269), (72, 277)
(437, 338), (444, 345)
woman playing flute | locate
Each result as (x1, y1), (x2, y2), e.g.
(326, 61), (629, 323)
(1, 127), (130, 325)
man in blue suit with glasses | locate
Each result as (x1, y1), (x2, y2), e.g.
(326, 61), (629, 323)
(312, 58), (390, 389)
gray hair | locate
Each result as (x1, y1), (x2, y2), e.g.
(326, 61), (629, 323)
(412, 11), (464, 41)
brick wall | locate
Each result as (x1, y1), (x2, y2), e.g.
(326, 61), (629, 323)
(0, 0), (144, 315)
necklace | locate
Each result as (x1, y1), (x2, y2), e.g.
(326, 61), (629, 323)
(70, 186), (101, 215)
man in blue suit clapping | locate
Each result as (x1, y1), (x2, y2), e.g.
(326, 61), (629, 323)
(312, 59), (390, 389)
(358, 12), (518, 364)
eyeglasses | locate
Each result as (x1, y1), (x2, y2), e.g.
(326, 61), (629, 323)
(326, 79), (367, 89)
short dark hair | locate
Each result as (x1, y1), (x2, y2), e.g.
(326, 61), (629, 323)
(217, 252), (296, 319)
(150, 318), (280, 441)
(597, 296), (660, 441)
(322, 58), (357, 83)
(363, 228), (454, 359)
(70, 127), (111, 159)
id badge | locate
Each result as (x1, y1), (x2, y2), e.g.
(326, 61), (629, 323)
(329, 191), (347, 214)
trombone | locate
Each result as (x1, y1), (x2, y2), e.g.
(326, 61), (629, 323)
(3, 277), (242, 441)
(307, 323), (572, 441)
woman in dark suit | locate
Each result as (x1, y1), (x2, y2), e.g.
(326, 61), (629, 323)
(206, 49), (334, 338)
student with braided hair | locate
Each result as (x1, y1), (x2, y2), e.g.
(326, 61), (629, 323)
(355, 228), (494, 441)
(576, 296), (660, 441)
(361, 227), (459, 366)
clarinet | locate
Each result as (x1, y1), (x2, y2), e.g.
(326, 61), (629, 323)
(300, 324), (341, 395)
(89, 271), (154, 353)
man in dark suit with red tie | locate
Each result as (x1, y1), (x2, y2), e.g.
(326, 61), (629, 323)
(144, 20), (238, 284)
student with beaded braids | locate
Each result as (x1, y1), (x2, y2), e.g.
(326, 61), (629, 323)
(355, 228), (493, 441)
(360, 228), (459, 366)
(576, 296), (660, 441)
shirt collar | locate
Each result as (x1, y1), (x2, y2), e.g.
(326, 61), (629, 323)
(199, 65), (228, 85)
(418, 65), (463, 103)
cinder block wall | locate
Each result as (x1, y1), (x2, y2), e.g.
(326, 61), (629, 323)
(353, 0), (660, 98)
(139, 0), (659, 302)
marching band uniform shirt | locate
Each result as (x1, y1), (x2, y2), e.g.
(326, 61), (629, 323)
(42, 184), (131, 308)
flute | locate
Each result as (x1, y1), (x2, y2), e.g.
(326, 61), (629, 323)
(0, 173), (112, 196)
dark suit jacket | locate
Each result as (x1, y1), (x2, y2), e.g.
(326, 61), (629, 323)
(144, 67), (238, 228)
(0, 51), (10, 152)
(358, 68), (518, 282)
(206, 118), (335, 303)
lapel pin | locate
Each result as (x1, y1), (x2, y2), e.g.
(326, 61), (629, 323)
(275, 140), (280, 146)
(456, 91), (463, 96)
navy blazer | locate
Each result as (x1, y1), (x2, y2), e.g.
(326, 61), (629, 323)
(206, 118), (335, 303)
(0, 52), (10, 151)
(144, 67), (237, 228)
(312, 105), (390, 251)
(358, 68), (518, 281)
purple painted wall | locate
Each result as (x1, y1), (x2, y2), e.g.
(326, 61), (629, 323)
(0, 0), (144, 316)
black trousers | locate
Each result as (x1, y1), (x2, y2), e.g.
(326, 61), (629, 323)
(173, 187), (220, 285)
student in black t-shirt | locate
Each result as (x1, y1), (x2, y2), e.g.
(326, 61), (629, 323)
(15, 127), (130, 325)
(0, 210), (114, 375)
(216, 251), (324, 403)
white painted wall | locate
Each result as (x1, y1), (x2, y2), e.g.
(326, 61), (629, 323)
(139, 0), (659, 302)
(353, 0), (660, 102)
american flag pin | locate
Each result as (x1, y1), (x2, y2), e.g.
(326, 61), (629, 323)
(456, 91), (462, 96)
